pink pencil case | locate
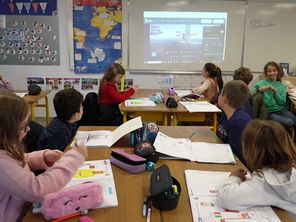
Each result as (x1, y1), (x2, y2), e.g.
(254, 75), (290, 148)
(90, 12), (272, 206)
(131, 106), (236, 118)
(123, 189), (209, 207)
(42, 182), (104, 220)
(110, 148), (147, 173)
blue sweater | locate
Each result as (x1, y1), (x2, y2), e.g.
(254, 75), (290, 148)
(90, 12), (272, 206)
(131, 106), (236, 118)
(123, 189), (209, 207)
(37, 117), (77, 151)
(216, 109), (251, 163)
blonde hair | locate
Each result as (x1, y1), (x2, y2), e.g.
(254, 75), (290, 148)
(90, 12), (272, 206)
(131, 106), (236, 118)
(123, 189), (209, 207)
(242, 120), (296, 173)
(0, 90), (29, 167)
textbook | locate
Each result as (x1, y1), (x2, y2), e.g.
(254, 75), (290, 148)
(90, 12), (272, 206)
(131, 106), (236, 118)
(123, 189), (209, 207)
(153, 132), (236, 164)
(125, 98), (156, 107)
(33, 160), (118, 214)
(73, 117), (142, 147)
(185, 170), (281, 222)
(180, 101), (222, 113)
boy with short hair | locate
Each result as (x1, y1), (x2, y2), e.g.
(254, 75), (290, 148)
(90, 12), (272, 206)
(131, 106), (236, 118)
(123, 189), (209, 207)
(37, 89), (83, 151)
(217, 80), (251, 163)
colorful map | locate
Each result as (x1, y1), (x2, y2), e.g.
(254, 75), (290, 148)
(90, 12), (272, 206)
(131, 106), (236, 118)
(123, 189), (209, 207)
(73, 4), (122, 73)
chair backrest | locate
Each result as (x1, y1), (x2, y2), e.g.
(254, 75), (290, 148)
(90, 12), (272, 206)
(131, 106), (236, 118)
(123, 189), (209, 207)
(78, 92), (103, 126)
(252, 93), (268, 119)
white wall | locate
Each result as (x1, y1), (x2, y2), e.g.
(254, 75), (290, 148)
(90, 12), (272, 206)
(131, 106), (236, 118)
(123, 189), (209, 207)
(0, 0), (261, 117)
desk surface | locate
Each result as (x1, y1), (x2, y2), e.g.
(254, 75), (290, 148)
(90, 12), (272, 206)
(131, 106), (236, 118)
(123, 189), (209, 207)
(24, 126), (293, 222)
(15, 90), (51, 104)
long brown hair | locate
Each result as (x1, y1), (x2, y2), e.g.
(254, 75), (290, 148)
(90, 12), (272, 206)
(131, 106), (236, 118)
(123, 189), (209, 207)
(204, 63), (223, 91)
(242, 120), (296, 174)
(0, 90), (29, 167)
(99, 63), (125, 96)
(263, 61), (283, 81)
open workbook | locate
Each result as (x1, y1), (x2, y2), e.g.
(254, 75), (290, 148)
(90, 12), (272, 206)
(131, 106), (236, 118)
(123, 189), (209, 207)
(33, 160), (118, 214)
(73, 117), (142, 147)
(153, 132), (236, 164)
(185, 170), (281, 222)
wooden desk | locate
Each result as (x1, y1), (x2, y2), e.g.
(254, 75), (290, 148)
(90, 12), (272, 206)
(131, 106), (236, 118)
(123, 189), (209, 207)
(16, 90), (51, 124)
(24, 126), (293, 222)
(121, 89), (171, 125)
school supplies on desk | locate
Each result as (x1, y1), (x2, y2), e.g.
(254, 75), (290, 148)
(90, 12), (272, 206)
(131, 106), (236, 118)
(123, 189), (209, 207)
(125, 98), (156, 107)
(180, 101), (222, 113)
(73, 117), (142, 147)
(33, 160), (118, 218)
(14, 92), (27, 98)
(185, 170), (281, 222)
(153, 132), (236, 164)
(174, 89), (192, 98)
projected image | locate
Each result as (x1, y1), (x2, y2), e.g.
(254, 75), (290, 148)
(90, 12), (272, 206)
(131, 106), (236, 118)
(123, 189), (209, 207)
(144, 11), (227, 64)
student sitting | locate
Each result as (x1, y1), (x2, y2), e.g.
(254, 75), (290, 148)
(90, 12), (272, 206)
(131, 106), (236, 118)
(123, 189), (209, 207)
(0, 90), (87, 222)
(217, 120), (296, 220)
(211, 66), (254, 118)
(192, 63), (223, 101)
(216, 80), (251, 163)
(99, 63), (137, 126)
(37, 88), (83, 151)
(251, 61), (296, 128)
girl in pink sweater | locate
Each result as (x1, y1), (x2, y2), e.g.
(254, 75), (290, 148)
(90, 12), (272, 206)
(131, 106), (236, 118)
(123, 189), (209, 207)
(0, 90), (88, 222)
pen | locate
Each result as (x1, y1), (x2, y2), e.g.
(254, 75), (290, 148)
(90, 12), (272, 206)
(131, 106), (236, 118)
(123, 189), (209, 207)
(142, 199), (147, 217)
(146, 207), (151, 222)
(189, 131), (197, 139)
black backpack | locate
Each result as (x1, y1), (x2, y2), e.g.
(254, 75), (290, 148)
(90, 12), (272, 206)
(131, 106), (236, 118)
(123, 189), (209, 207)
(28, 84), (41, 95)
(78, 92), (103, 126)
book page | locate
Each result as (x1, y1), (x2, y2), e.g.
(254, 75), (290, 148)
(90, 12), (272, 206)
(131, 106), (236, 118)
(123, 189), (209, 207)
(192, 142), (236, 164)
(110, 116), (142, 146)
(125, 98), (156, 107)
(180, 101), (222, 113)
(153, 132), (194, 161)
(185, 170), (281, 222)
(68, 160), (118, 208)
(74, 130), (112, 147)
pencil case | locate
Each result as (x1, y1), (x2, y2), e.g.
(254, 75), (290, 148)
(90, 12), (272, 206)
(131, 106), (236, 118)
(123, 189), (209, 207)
(110, 148), (147, 173)
(42, 182), (104, 220)
(149, 164), (181, 210)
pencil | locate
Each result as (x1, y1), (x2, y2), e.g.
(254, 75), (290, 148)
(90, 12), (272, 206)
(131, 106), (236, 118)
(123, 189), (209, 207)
(50, 211), (82, 222)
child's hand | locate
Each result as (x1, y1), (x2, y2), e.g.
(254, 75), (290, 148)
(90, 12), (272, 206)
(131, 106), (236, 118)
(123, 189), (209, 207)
(44, 150), (63, 163)
(230, 169), (247, 181)
(131, 85), (137, 92)
(72, 142), (88, 159)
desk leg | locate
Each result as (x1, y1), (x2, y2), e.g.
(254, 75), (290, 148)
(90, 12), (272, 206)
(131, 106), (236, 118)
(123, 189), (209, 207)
(31, 103), (35, 121)
(213, 113), (217, 132)
(173, 113), (177, 126)
(163, 113), (168, 126)
(123, 112), (127, 123)
(45, 95), (49, 124)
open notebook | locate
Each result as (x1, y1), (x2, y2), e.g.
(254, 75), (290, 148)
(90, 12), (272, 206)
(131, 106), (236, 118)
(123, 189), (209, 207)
(73, 117), (142, 147)
(153, 132), (236, 164)
(33, 160), (118, 214)
(185, 170), (281, 222)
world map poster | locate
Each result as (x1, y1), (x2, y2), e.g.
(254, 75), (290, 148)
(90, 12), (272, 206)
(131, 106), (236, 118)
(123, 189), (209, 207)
(73, 0), (122, 73)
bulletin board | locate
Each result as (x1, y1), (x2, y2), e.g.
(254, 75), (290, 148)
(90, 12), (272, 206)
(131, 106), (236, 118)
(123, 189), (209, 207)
(0, 15), (60, 65)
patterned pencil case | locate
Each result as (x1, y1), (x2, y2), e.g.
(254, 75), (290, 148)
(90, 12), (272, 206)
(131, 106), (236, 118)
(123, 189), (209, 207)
(110, 148), (147, 173)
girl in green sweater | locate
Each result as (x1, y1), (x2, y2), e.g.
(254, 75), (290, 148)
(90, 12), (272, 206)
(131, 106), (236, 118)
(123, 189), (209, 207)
(251, 61), (296, 127)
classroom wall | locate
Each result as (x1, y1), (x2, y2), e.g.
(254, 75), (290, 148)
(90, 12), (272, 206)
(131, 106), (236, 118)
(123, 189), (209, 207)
(0, 0), (264, 117)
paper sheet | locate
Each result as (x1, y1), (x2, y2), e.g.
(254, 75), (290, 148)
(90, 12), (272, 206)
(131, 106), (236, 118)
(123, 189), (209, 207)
(125, 98), (156, 107)
(74, 117), (142, 147)
(153, 132), (194, 161)
(185, 170), (281, 222)
(192, 142), (236, 164)
(67, 160), (118, 208)
(180, 101), (222, 112)
(15, 92), (27, 98)
(174, 89), (192, 98)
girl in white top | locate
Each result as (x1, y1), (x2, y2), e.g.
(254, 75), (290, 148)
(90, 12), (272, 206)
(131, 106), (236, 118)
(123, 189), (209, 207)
(217, 119), (296, 219)
(192, 63), (223, 100)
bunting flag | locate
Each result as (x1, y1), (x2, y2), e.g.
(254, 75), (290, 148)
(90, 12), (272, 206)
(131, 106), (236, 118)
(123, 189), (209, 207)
(0, 1), (57, 16)
(15, 2), (23, 14)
